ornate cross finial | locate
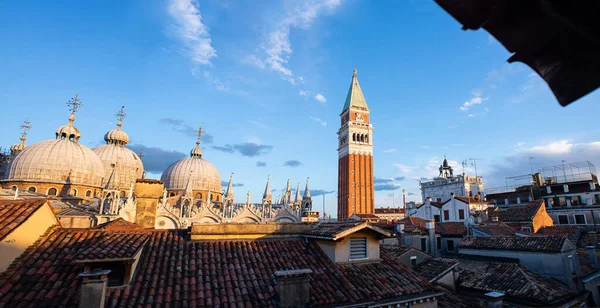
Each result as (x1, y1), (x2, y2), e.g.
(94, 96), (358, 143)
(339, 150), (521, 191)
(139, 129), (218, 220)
(138, 150), (144, 159)
(194, 122), (204, 143)
(20, 118), (31, 136)
(116, 106), (126, 124)
(66, 93), (83, 115)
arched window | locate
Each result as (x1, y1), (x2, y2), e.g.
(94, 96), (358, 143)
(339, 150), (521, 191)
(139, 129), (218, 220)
(365, 135), (369, 143)
(11, 186), (17, 190)
(195, 193), (202, 199)
(70, 189), (77, 197)
(169, 192), (175, 197)
(28, 187), (36, 193)
(85, 190), (92, 197)
(360, 134), (365, 143)
(47, 188), (58, 196)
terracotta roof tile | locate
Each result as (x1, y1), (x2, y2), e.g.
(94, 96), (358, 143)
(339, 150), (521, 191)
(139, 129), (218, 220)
(374, 208), (405, 214)
(458, 236), (567, 252)
(495, 200), (544, 222)
(457, 259), (574, 304)
(435, 284), (483, 308)
(413, 258), (458, 282)
(472, 223), (516, 237)
(93, 218), (144, 231)
(352, 213), (379, 219)
(75, 232), (149, 261)
(0, 198), (50, 240)
(399, 216), (429, 233)
(303, 221), (390, 240)
(0, 229), (434, 307)
(436, 222), (466, 236)
(577, 250), (599, 278)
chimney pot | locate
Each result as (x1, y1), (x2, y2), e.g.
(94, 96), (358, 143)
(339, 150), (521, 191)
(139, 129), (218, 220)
(79, 269), (111, 308)
(586, 246), (599, 269)
(485, 291), (504, 308)
(275, 269), (312, 308)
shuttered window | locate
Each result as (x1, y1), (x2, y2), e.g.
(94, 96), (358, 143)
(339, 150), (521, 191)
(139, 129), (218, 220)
(349, 237), (368, 260)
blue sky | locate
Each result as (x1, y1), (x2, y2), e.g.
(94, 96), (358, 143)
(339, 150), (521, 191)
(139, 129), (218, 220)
(1, 0), (599, 217)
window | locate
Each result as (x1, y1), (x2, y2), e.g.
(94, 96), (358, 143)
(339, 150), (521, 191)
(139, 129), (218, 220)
(575, 214), (586, 225)
(88, 261), (127, 287)
(410, 256), (417, 268)
(47, 188), (57, 196)
(443, 210), (449, 221)
(169, 192), (175, 197)
(349, 238), (367, 260)
(436, 237), (442, 250)
(85, 190), (92, 197)
(28, 187), (36, 193)
(195, 193), (202, 199)
(447, 240), (455, 252)
(521, 227), (532, 232)
(436, 198), (442, 202)
(458, 209), (465, 220)
(558, 197), (566, 206)
(420, 238), (427, 252)
(558, 215), (569, 224)
(69, 189), (77, 197)
(434, 215), (440, 222)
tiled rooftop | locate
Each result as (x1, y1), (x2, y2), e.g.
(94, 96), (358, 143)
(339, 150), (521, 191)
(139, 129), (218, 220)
(303, 221), (390, 240)
(435, 222), (466, 237)
(0, 199), (50, 240)
(458, 236), (568, 252)
(413, 258), (458, 282)
(495, 200), (544, 222)
(457, 259), (574, 304)
(453, 196), (493, 205)
(352, 213), (379, 219)
(74, 232), (150, 261)
(577, 250), (600, 278)
(399, 216), (429, 233)
(536, 226), (600, 248)
(435, 284), (482, 308)
(472, 223), (516, 237)
(0, 228), (434, 307)
(93, 218), (145, 231)
(374, 207), (405, 214)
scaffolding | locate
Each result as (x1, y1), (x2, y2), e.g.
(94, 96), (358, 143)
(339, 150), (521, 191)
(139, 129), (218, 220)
(540, 161), (597, 184)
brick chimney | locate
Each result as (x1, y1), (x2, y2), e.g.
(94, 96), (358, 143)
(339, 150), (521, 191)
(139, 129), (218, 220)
(133, 179), (164, 228)
(275, 269), (312, 308)
(425, 220), (436, 256)
(78, 269), (111, 308)
(485, 291), (504, 308)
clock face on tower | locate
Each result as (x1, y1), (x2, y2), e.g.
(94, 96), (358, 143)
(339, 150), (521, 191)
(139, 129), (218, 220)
(355, 113), (364, 122)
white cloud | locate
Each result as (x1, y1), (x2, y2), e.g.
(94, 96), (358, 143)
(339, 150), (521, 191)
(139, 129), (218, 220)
(448, 124), (458, 129)
(167, 0), (216, 66)
(460, 96), (484, 111)
(419, 146), (430, 149)
(394, 164), (417, 173)
(528, 140), (573, 155)
(203, 71), (228, 91)
(299, 90), (310, 97)
(242, 55), (265, 69)
(384, 149), (397, 153)
(248, 0), (341, 85)
(309, 116), (327, 127)
(467, 107), (489, 118)
(315, 93), (327, 103)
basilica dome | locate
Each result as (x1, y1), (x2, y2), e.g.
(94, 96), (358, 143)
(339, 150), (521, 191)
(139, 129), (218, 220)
(161, 140), (221, 193)
(93, 107), (143, 190)
(5, 113), (105, 188)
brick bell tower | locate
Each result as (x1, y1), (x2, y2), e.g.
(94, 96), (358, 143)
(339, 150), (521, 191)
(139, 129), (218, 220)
(337, 69), (374, 221)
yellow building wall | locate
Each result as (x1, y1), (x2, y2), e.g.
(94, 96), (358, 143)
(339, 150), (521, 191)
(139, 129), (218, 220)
(134, 180), (164, 228)
(533, 202), (554, 232)
(0, 204), (58, 272)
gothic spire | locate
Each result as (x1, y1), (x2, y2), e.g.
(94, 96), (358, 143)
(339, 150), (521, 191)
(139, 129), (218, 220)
(295, 182), (301, 204)
(341, 69), (368, 113)
(303, 177), (311, 199)
(104, 163), (118, 190)
(225, 173), (234, 201)
(262, 175), (272, 201)
(184, 171), (194, 197)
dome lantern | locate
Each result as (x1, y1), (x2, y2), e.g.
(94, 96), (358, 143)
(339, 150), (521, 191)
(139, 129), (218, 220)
(190, 123), (204, 158)
(104, 106), (130, 146)
(55, 93), (83, 141)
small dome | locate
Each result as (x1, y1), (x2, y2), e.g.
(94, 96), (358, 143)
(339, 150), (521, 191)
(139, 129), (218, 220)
(6, 139), (105, 187)
(190, 141), (202, 157)
(10, 136), (26, 155)
(161, 155), (221, 192)
(104, 123), (130, 146)
(442, 157), (449, 168)
(93, 144), (143, 190)
(55, 114), (81, 141)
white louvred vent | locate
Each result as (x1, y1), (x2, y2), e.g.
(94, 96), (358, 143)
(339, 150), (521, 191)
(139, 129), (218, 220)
(349, 237), (367, 260)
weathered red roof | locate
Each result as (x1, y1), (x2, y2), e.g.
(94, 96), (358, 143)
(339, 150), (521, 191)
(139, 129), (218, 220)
(74, 232), (150, 261)
(0, 228), (435, 307)
(0, 198), (52, 241)
(457, 259), (575, 305)
(399, 216), (429, 233)
(495, 200), (544, 222)
(93, 218), (145, 231)
(435, 222), (466, 237)
(352, 213), (380, 219)
(458, 236), (568, 253)
(413, 258), (458, 282)
(472, 223), (516, 237)
(303, 221), (390, 240)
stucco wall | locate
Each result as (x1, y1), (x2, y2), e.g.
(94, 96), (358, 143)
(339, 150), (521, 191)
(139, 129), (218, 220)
(315, 230), (380, 263)
(59, 216), (94, 228)
(134, 180), (164, 228)
(532, 202), (554, 232)
(0, 204), (58, 272)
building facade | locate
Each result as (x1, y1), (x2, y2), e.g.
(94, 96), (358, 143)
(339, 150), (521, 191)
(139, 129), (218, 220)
(337, 69), (374, 220)
(420, 156), (484, 202)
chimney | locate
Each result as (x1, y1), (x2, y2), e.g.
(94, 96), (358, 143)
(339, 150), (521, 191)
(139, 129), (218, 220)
(485, 292), (504, 308)
(275, 269), (312, 308)
(586, 246), (599, 269)
(450, 192), (455, 199)
(410, 256), (417, 269)
(79, 269), (111, 308)
(425, 220), (436, 256)
(588, 232), (598, 247)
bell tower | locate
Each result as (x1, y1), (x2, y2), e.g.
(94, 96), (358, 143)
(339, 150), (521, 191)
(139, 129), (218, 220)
(337, 69), (374, 221)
